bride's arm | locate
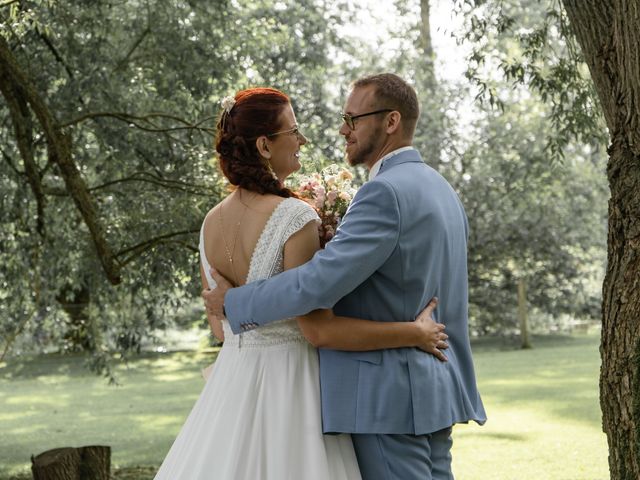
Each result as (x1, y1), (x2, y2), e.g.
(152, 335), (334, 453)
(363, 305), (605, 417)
(298, 302), (447, 361)
(201, 265), (224, 341)
(284, 222), (448, 361)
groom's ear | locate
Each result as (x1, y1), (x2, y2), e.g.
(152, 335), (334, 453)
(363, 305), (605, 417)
(385, 111), (402, 135)
(256, 136), (271, 159)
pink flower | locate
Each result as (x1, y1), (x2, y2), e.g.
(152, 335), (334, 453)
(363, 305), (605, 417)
(313, 184), (326, 198)
(293, 164), (356, 248)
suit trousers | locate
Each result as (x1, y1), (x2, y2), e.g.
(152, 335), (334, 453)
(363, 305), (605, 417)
(351, 428), (454, 480)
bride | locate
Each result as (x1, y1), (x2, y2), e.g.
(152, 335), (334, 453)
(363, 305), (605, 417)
(154, 87), (448, 479)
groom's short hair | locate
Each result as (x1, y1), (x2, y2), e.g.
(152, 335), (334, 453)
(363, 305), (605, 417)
(352, 73), (420, 137)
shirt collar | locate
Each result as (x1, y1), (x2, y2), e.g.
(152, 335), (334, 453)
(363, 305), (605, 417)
(368, 146), (415, 181)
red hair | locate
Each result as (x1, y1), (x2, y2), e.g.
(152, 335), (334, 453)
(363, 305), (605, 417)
(215, 87), (296, 197)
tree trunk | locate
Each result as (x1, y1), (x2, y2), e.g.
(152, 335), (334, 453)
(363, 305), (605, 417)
(563, 1), (640, 477)
(56, 286), (92, 351)
(600, 134), (640, 479)
(0, 36), (121, 285)
(0, 67), (46, 236)
(419, 0), (436, 75)
(31, 446), (110, 480)
(517, 278), (532, 349)
(415, 0), (443, 171)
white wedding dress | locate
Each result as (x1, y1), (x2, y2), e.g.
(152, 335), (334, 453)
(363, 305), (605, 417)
(154, 197), (362, 480)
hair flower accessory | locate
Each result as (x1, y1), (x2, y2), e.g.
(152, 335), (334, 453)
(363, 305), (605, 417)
(220, 95), (236, 114)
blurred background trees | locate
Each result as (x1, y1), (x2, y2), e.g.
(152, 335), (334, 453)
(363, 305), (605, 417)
(6, 0), (640, 476)
(0, 0), (357, 374)
(1, 0), (607, 363)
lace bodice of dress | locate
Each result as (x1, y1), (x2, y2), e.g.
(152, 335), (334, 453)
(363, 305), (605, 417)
(199, 197), (319, 347)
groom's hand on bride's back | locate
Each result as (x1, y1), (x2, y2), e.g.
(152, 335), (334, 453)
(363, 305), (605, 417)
(414, 297), (449, 362)
(201, 268), (233, 319)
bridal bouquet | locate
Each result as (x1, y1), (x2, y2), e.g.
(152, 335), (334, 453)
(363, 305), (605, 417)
(295, 164), (357, 247)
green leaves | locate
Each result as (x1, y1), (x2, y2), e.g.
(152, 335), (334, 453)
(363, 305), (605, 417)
(457, 0), (607, 163)
(0, 0), (342, 362)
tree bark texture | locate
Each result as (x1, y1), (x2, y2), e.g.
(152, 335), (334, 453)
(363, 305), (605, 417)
(77, 446), (111, 480)
(0, 67), (46, 235)
(563, 1), (640, 478)
(31, 448), (81, 480)
(0, 36), (121, 285)
(31, 446), (110, 480)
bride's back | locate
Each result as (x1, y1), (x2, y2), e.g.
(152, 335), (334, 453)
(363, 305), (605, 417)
(200, 190), (318, 346)
(202, 190), (285, 287)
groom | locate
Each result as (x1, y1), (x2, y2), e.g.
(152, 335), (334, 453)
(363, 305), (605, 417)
(204, 73), (486, 479)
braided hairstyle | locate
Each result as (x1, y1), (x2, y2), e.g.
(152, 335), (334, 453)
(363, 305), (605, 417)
(215, 87), (296, 198)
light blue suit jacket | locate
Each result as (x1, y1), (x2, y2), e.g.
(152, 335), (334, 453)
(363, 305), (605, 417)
(225, 149), (486, 434)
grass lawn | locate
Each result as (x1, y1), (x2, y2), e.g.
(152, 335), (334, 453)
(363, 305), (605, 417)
(0, 334), (608, 479)
(451, 334), (608, 480)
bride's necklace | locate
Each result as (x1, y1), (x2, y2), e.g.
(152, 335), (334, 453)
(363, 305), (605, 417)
(218, 189), (252, 286)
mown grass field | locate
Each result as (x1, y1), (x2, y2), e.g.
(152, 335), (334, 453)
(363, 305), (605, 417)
(451, 334), (608, 480)
(0, 334), (608, 479)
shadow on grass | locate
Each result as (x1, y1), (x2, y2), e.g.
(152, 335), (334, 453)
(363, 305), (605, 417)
(462, 431), (529, 442)
(0, 349), (221, 476)
(470, 333), (599, 353)
(472, 333), (602, 429)
(0, 349), (218, 382)
(0, 334), (602, 477)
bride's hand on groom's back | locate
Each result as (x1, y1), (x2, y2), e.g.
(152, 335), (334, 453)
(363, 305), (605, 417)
(414, 298), (449, 362)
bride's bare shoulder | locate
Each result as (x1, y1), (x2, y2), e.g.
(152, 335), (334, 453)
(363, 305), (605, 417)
(201, 198), (225, 227)
(202, 191), (298, 226)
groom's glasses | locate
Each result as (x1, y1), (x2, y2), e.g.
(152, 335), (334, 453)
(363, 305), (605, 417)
(341, 109), (392, 131)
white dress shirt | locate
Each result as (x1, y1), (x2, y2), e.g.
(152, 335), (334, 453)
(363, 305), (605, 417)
(368, 146), (416, 180)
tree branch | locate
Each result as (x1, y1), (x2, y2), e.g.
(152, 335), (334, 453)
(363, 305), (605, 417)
(114, 27), (151, 72)
(60, 111), (216, 136)
(36, 27), (75, 81)
(0, 35), (122, 284)
(1, 146), (24, 177)
(0, 67), (46, 235)
(43, 171), (214, 197)
(116, 228), (199, 266)
(88, 171), (213, 196)
(0, 309), (36, 363)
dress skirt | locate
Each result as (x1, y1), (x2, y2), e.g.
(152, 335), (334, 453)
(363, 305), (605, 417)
(154, 333), (361, 480)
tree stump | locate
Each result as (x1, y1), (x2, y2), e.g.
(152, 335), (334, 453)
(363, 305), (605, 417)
(78, 446), (110, 480)
(31, 446), (110, 480)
